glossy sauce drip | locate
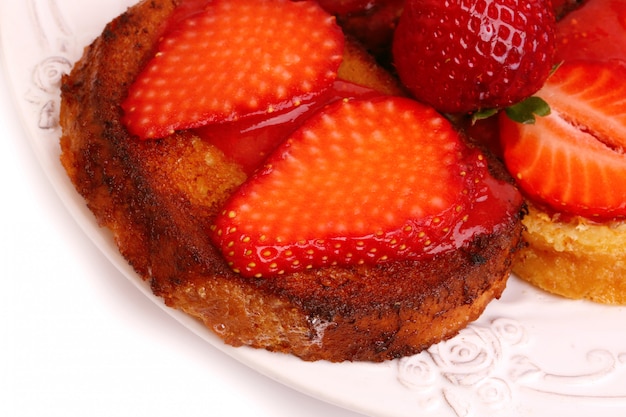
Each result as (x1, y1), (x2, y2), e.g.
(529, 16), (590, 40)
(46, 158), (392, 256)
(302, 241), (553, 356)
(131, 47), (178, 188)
(193, 80), (383, 175)
(456, 175), (524, 248)
(161, 0), (523, 268)
(164, 0), (213, 32)
(410, 154), (524, 259)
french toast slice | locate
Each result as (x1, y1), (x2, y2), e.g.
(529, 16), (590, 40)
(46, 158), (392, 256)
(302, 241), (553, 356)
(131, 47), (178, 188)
(59, 0), (525, 362)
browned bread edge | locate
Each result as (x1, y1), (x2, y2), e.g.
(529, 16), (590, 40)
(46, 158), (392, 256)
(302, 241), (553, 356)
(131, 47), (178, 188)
(59, 0), (525, 362)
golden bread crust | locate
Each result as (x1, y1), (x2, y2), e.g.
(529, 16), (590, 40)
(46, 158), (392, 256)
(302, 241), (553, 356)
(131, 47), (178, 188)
(59, 0), (524, 361)
(513, 203), (626, 305)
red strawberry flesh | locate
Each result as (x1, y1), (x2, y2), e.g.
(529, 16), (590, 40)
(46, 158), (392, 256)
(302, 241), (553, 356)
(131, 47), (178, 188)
(195, 80), (385, 175)
(500, 61), (626, 219)
(316, 0), (380, 15)
(211, 96), (522, 278)
(500, 0), (626, 220)
(555, 0), (626, 64)
(121, 0), (344, 139)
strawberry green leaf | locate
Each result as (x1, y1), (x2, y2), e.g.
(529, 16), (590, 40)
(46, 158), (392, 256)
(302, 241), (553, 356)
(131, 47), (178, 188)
(472, 109), (498, 125)
(471, 108), (499, 124)
(504, 96), (551, 125)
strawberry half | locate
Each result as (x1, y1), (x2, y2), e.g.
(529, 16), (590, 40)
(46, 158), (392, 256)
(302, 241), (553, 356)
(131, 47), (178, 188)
(210, 96), (499, 278)
(121, 0), (344, 139)
(500, 61), (626, 219)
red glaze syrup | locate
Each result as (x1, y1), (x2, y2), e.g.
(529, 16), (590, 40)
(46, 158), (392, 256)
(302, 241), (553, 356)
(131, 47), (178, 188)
(406, 150), (523, 260)
(193, 80), (383, 175)
(157, 0), (523, 269)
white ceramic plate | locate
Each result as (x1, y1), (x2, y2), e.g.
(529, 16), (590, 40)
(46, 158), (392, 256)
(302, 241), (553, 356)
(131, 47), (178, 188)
(2, 1), (626, 416)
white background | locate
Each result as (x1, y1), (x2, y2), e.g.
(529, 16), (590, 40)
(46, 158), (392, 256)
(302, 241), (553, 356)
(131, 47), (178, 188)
(0, 57), (365, 417)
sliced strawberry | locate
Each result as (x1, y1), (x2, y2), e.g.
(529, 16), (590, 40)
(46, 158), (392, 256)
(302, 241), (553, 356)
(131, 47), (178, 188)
(210, 96), (503, 278)
(165, 0), (211, 28)
(121, 0), (344, 139)
(500, 61), (626, 219)
(195, 80), (385, 175)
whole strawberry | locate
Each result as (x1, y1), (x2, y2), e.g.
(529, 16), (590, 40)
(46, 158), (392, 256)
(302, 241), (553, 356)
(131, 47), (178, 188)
(392, 0), (556, 114)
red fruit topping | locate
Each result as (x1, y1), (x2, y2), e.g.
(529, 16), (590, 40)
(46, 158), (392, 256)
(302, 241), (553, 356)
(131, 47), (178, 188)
(165, 0), (211, 27)
(195, 80), (384, 175)
(500, 61), (626, 219)
(121, 0), (344, 139)
(555, 0), (626, 64)
(392, 0), (556, 114)
(210, 96), (509, 278)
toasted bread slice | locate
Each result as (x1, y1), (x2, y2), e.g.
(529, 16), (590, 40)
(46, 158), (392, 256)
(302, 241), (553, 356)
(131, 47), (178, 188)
(59, 0), (524, 362)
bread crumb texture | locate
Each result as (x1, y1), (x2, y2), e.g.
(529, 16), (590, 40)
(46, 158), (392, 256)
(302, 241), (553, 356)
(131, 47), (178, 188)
(513, 203), (626, 304)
